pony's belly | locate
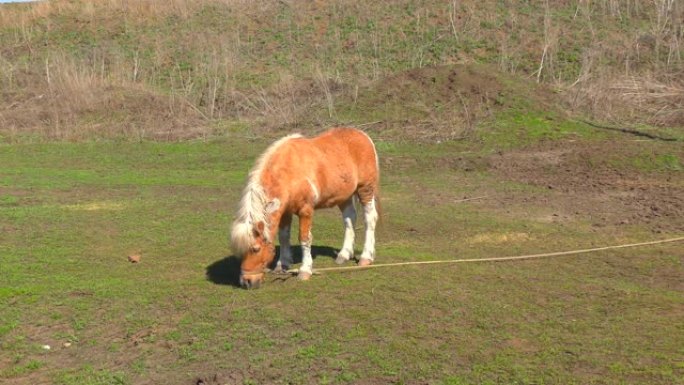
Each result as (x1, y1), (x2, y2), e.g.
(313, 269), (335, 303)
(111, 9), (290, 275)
(315, 197), (346, 209)
(312, 178), (357, 209)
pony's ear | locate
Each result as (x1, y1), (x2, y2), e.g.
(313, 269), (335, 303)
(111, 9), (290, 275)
(253, 221), (265, 238)
(265, 198), (280, 214)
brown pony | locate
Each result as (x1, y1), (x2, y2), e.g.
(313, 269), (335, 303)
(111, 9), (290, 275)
(230, 127), (381, 289)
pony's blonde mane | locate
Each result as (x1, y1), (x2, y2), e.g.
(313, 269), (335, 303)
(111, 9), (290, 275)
(231, 133), (303, 256)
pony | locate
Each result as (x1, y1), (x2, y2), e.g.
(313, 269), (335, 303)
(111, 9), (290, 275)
(230, 127), (381, 289)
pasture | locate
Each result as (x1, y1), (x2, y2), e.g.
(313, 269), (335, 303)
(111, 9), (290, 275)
(1, 1), (683, 384)
(1, 127), (682, 384)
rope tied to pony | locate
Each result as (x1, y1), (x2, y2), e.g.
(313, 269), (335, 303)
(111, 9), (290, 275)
(270, 236), (684, 279)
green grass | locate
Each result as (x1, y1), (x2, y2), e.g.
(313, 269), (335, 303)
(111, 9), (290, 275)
(629, 153), (683, 172)
(54, 366), (127, 385)
(1, 137), (682, 384)
(0, 359), (44, 378)
(481, 110), (604, 149)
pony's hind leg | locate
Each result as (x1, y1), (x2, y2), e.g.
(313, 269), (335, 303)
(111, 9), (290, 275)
(335, 198), (356, 265)
(275, 213), (293, 273)
(358, 191), (378, 266)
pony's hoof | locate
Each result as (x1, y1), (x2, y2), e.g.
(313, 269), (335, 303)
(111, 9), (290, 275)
(298, 271), (312, 281)
(335, 250), (352, 265)
(273, 265), (289, 275)
(358, 258), (373, 267)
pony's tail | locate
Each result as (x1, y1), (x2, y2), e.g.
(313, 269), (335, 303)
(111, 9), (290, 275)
(374, 185), (383, 225)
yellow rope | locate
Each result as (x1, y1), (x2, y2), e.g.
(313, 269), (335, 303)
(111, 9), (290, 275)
(284, 236), (684, 275)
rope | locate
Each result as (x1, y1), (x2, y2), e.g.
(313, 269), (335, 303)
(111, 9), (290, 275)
(282, 236), (684, 275)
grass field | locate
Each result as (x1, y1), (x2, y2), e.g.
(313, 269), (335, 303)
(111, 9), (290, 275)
(1, 127), (682, 384)
(1, 1), (683, 384)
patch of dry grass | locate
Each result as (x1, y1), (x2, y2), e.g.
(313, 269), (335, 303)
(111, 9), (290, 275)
(567, 72), (684, 128)
(1, 53), (204, 140)
(0, 0), (682, 140)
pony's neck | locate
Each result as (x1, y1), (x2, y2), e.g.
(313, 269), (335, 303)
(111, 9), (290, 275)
(236, 133), (300, 242)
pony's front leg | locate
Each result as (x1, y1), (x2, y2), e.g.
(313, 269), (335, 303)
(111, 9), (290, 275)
(335, 198), (356, 265)
(359, 196), (378, 266)
(297, 207), (314, 281)
(275, 213), (293, 274)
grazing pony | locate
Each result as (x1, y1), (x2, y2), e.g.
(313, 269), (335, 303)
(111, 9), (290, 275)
(231, 127), (381, 289)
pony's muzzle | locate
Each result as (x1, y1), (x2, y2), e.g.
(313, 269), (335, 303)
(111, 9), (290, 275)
(240, 271), (264, 289)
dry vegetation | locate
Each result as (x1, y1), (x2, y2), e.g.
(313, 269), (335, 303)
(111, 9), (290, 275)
(0, 0), (682, 140)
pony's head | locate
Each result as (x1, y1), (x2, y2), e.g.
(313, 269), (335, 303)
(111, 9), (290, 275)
(231, 220), (274, 289)
(231, 197), (280, 289)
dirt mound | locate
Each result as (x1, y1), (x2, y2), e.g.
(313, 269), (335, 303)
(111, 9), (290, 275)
(334, 64), (558, 141)
(491, 140), (684, 232)
(1, 83), (205, 141)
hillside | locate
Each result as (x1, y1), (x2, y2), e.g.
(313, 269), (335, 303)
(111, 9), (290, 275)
(0, 0), (682, 141)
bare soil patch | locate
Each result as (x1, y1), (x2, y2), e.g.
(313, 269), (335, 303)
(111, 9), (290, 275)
(490, 140), (684, 232)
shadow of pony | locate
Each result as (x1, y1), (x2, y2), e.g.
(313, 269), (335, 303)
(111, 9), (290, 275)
(205, 245), (339, 287)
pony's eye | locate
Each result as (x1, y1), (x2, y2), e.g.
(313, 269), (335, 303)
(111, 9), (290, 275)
(250, 245), (261, 253)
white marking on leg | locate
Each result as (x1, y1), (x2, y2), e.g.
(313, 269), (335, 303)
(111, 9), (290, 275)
(307, 178), (319, 204)
(360, 197), (378, 262)
(278, 224), (292, 269)
(300, 231), (313, 274)
(336, 201), (356, 264)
